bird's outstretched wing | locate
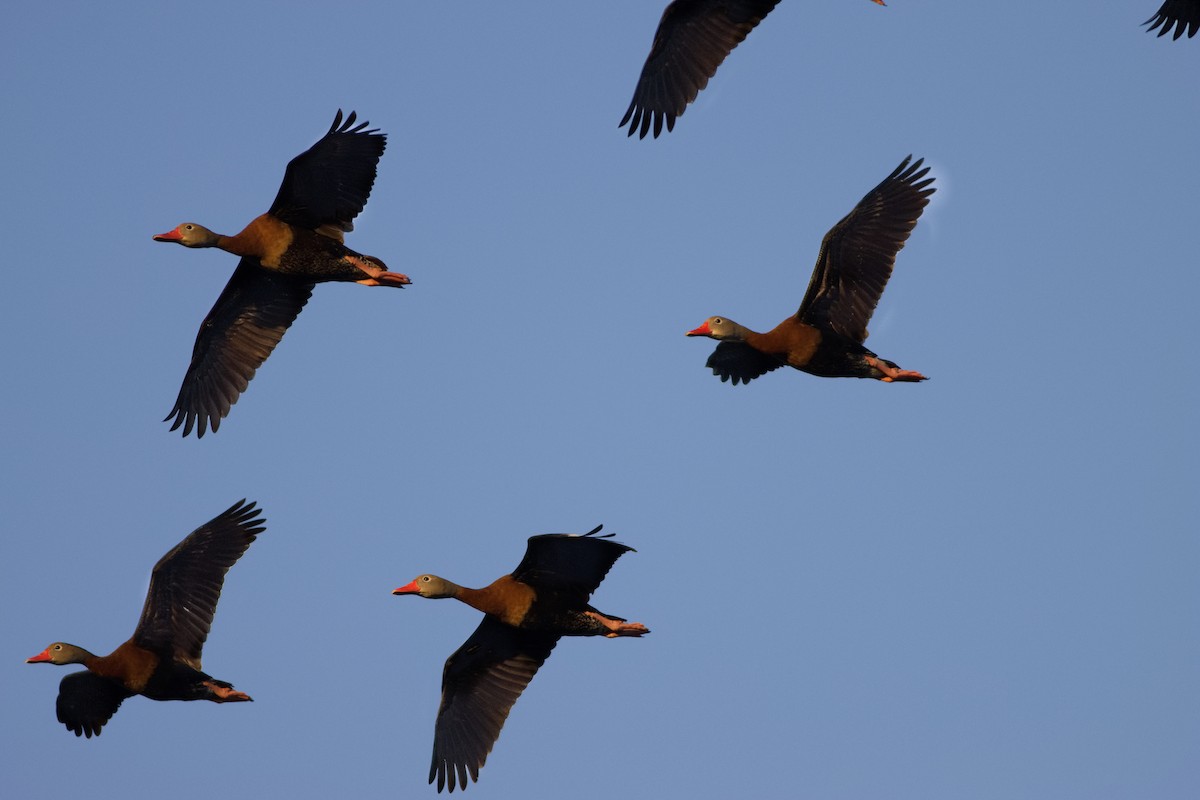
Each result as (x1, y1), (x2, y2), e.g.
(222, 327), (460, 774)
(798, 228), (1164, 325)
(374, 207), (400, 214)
(430, 618), (559, 793)
(796, 156), (935, 342)
(165, 260), (313, 437)
(268, 109), (387, 233)
(132, 500), (266, 668)
(620, 0), (782, 138)
(1144, 1), (1200, 39)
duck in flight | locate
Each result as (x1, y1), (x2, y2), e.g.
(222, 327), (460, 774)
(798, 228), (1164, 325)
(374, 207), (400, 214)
(687, 155), (934, 385)
(27, 500), (266, 737)
(154, 110), (409, 437)
(393, 526), (648, 792)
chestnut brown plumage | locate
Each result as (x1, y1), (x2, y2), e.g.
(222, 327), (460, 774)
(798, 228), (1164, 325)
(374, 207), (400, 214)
(26, 500), (265, 737)
(1145, 1), (1199, 38)
(620, 0), (885, 138)
(687, 155), (934, 384)
(153, 110), (409, 437)
(392, 526), (648, 792)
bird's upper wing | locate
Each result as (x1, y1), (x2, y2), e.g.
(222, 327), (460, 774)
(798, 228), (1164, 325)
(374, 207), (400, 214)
(268, 110), (386, 234)
(620, 0), (782, 138)
(430, 618), (559, 792)
(165, 258), (313, 438)
(796, 156), (935, 342)
(704, 340), (785, 385)
(132, 500), (266, 668)
(510, 527), (634, 604)
(1145, 1), (1200, 38)
(55, 671), (130, 738)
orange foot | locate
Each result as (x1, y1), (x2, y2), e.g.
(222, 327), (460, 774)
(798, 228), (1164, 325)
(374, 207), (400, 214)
(868, 356), (926, 382)
(585, 611), (651, 638)
(347, 255), (411, 288)
(355, 272), (411, 287)
(202, 681), (253, 703)
(880, 370), (926, 382)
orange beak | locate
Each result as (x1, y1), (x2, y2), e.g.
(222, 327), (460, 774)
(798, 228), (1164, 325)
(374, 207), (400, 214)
(392, 580), (421, 595)
(152, 228), (183, 242)
(685, 321), (712, 337)
(26, 648), (52, 664)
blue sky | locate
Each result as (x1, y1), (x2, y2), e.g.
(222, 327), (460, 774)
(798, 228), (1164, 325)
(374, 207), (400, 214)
(2, 2), (1197, 798)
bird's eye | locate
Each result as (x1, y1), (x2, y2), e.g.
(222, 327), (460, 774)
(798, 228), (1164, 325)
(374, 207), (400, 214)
(713, 318), (723, 324)
(421, 576), (431, 582)
(53, 644), (62, 651)
(184, 224), (194, 231)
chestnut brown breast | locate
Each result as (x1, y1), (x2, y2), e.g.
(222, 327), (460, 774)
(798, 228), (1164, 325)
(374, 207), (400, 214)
(458, 576), (536, 628)
(749, 319), (821, 368)
(220, 214), (295, 267)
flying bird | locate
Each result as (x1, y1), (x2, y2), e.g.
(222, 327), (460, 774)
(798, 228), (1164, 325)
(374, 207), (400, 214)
(26, 500), (266, 737)
(154, 110), (409, 437)
(687, 155), (934, 384)
(620, 0), (886, 138)
(1144, 1), (1199, 38)
(393, 526), (648, 792)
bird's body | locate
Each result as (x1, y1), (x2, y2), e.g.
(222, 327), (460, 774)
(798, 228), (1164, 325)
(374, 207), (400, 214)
(154, 110), (408, 437)
(621, 0), (885, 138)
(703, 316), (909, 380)
(26, 500), (265, 737)
(393, 526), (647, 792)
(687, 155), (935, 385)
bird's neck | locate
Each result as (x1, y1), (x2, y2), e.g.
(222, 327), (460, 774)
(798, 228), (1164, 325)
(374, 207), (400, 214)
(457, 577), (535, 626)
(731, 322), (765, 344)
(220, 214), (294, 261)
(61, 643), (99, 666)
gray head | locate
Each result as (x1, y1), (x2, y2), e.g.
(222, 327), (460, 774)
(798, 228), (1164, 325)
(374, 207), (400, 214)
(685, 316), (748, 341)
(392, 574), (461, 599)
(26, 642), (93, 666)
(152, 222), (222, 248)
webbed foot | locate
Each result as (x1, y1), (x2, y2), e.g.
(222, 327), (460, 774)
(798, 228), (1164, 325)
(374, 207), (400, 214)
(202, 681), (253, 702)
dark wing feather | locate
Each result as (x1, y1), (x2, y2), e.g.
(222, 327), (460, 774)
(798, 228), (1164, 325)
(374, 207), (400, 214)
(1145, 1), (1200, 38)
(620, 0), (782, 138)
(705, 340), (785, 385)
(268, 110), (387, 232)
(430, 618), (558, 792)
(56, 671), (130, 738)
(796, 156), (935, 342)
(510, 526), (633, 604)
(165, 258), (313, 437)
(132, 500), (266, 669)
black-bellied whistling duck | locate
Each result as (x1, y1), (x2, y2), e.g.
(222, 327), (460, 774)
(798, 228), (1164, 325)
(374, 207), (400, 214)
(153, 110), (409, 437)
(26, 500), (265, 737)
(686, 155), (934, 384)
(1145, 1), (1199, 38)
(620, 0), (886, 138)
(392, 526), (648, 793)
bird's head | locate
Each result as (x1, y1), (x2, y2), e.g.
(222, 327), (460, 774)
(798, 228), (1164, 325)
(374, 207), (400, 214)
(152, 222), (221, 248)
(26, 642), (90, 666)
(392, 574), (459, 599)
(686, 316), (744, 341)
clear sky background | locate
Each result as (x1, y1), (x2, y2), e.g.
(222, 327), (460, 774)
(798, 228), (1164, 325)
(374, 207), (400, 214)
(2, 2), (1197, 798)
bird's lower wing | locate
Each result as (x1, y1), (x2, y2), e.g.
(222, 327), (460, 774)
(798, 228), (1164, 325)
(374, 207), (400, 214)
(56, 671), (130, 738)
(166, 259), (313, 437)
(705, 341), (784, 385)
(430, 619), (558, 792)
